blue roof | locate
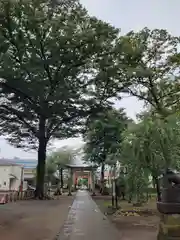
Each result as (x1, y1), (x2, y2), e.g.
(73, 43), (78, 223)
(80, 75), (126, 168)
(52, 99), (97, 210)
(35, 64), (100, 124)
(12, 159), (37, 169)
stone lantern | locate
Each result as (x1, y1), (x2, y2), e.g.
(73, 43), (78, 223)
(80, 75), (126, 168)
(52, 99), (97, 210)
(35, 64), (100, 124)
(157, 169), (180, 240)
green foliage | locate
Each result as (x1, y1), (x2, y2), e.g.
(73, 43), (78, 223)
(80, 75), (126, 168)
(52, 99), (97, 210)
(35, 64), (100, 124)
(0, 1), (179, 200)
(0, 0), (136, 197)
(47, 147), (74, 167)
(123, 28), (180, 117)
(84, 108), (128, 166)
(127, 167), (150, 203)
(120, 139), (150, 203)
(119, 28), (180, 201)
(46, 146), (76, 177)
(121, 112), (180, 201)
(46, 147), (75, 190)
(123, 115), (180, 169)
(46, 160), (57, 183)
(0, 0), (125, 149)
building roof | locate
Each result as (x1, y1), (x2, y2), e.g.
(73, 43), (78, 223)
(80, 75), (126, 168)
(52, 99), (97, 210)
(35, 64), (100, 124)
(0, 159), (22, 167)
(66, 150), (97, 169)
(12, 159), (37, 169)
(66, 164), (95, 169)
(0, 158), (38, 169)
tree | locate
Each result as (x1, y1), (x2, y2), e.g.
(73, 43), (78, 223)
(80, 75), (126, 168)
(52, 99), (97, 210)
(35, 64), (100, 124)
(84, 108), (128, 193)
(46, 147), (76, 194)
(120, 125), (145, 203)
(0, 0), (133, 198)
(122, 28), (180, 117)
(121, 112), (180, 201)
(118, 29), (180, 193)
(46, 160), (57, 186)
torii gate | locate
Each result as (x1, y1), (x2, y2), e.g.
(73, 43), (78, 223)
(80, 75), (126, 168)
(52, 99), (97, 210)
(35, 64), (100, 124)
(65, 163), (97, 196)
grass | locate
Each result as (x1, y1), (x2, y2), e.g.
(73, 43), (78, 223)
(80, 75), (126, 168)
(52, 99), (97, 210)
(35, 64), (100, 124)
(94, 197), (159, 239)
(100, 198), (157, 214)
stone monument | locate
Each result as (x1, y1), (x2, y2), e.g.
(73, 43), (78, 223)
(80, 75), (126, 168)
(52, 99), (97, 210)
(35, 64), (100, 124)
(157, 169), (180, 240)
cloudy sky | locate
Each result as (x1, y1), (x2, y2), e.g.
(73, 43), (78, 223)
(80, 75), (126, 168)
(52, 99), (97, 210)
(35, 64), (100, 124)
(0, 0), (179, 159)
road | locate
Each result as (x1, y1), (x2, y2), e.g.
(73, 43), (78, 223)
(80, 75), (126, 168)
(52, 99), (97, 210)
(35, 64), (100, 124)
(57, 190), (121, 240)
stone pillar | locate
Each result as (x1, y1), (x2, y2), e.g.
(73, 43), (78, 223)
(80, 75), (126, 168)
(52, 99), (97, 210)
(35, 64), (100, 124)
(157, 185), (180, 240)
(68, 168), (73, 196)
(158, 214), (180, 239)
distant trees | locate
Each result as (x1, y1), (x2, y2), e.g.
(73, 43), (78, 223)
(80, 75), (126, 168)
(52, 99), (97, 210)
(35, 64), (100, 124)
(121, 113), (180, 202)
(84, 108), (128, 193)
(46, 147), (77, 194)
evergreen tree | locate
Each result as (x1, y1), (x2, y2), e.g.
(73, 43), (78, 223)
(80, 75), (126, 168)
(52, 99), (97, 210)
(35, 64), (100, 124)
(84, 108), (128, 193)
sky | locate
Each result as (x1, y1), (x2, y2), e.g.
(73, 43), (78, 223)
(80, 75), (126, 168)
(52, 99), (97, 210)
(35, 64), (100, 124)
(0, 0), (179, 159)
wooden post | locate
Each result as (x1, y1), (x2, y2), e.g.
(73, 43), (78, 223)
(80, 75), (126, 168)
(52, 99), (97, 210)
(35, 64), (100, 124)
(92, 169), (96, 196)
(112, 164), (116, 208)
(68, 168), (72, 196)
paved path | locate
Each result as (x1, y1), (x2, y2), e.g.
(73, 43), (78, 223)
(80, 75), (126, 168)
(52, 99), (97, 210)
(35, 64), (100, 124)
(57, 190), (121, 240)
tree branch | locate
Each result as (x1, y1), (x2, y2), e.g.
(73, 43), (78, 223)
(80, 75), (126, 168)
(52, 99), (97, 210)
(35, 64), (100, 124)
(0, 81), (44, 116)
(0, 104), (38, 137)
(126, 87), (156, 107)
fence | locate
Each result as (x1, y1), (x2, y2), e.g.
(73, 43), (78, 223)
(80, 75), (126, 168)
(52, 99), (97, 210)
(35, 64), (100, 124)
(0, 190), (34, 204)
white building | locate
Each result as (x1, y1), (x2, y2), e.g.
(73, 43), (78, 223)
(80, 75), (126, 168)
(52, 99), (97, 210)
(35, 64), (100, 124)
(0, 159), (24, 191)
(7, 158), (37, 186)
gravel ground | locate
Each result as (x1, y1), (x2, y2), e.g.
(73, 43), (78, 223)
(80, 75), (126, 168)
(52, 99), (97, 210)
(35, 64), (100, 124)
(0, 195), (74, 240)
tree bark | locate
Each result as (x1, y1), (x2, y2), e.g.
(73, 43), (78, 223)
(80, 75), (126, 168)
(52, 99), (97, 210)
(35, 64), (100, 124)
(68, 168), (72, 196)
(100, 162), (105, 194)
(35, 117), (47, 199)
(153, 175), (161, 201)
(128, 184), (134, 203)
(60, 168), (64, 193)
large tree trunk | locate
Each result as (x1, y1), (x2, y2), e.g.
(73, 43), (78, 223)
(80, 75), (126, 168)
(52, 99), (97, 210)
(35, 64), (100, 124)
(35, 117), (47, 199)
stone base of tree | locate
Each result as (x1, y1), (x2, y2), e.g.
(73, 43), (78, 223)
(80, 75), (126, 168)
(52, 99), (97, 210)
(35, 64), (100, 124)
(91, 192), (96, 196)
(157, 213), (180, 240)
